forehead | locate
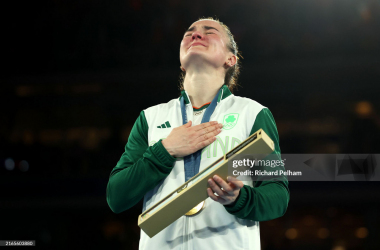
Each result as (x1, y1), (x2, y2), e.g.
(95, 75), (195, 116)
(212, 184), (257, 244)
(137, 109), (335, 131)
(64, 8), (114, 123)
(188, 20), (224, 32)
(186, 20), (228, 42)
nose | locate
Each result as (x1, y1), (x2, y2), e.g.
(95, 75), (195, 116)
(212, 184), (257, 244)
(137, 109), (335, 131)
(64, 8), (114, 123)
(191, 31), (203, 40)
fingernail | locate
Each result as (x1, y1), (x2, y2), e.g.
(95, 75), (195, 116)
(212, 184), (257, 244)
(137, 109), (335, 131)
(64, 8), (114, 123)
(227, 176), (231, 181)
(208, 179), (212, 183)
(213, 175), (217, 180)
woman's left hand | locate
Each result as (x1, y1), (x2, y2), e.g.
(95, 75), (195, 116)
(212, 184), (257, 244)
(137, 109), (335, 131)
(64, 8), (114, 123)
(207, 175), (244, 206)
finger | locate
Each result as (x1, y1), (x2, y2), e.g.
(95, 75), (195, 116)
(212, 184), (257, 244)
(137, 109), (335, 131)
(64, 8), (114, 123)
(183, 120), (192, 128)
(212, 175), (234, 194)
(198, 122), (223, 134)
(193, 123), (222, 143)
(192, 121), (219, 132)
(208, 178), (226, 197)
(193, 127), (220, 145)
(227, 176), (245, 190)
(200, 123), (223, 136)
(194, 136), (216, 151)
(207, 187), (224, 202)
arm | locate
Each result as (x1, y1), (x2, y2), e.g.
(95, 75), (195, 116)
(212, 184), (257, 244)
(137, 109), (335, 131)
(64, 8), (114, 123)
(106, 111), (176, 214)
(224, 108), (290, 221)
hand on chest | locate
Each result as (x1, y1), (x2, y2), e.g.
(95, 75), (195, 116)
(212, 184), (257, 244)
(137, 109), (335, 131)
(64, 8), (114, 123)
(149, 110), (247, 161)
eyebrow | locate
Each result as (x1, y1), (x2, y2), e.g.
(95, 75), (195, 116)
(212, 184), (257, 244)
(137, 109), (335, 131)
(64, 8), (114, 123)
(184, 25), (219, 35)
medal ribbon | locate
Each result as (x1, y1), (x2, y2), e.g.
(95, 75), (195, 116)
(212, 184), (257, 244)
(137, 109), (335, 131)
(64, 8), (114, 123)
(180, 89), (221, 181)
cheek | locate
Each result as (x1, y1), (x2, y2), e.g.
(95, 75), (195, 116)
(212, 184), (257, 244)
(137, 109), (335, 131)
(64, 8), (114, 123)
(209, 44), (227, 60)
(180, 40), (189, 53)
(210, 39), (227, 53)
(181, 38), (191, 47)
(179, 42), (186, 58)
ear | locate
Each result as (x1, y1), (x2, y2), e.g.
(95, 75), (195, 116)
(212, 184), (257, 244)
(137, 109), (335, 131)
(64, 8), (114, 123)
(225, 53), (237, 68)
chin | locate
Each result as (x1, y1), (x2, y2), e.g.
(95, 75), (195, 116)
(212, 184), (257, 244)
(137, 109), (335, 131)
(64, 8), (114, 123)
(183, 55), (209, 67)
(187, 53), (223, 67)
(184, 50), (211, 61)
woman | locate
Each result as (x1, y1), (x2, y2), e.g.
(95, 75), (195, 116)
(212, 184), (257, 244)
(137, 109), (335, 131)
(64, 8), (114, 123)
(107, 17), (289, 250)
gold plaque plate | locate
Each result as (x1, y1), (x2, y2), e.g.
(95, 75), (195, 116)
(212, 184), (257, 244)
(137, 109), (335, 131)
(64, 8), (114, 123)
(185, 201), (205, 216)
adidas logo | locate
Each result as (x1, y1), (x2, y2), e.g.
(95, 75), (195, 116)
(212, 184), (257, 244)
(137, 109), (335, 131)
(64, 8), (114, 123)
(157, 121), (171, 129)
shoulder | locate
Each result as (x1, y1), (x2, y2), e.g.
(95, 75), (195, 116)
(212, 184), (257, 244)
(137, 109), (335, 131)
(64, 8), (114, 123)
(142, 98), (180, 127)
(225, 94), (268, 113)
(143, 98), (179, 115)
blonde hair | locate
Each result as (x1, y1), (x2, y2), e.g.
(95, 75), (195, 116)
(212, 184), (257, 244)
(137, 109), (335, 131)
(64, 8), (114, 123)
(179, 16), (243, 93)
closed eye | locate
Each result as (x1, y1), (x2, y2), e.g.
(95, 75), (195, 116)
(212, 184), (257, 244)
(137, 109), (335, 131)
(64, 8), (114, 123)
(184, 32), (214, 37)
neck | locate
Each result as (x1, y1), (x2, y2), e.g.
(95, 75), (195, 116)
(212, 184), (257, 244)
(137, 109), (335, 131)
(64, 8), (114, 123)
(183, 65), (225, 107)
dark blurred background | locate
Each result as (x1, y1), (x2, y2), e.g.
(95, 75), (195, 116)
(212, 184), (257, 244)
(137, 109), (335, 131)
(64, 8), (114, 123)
(1, 0), (380, 249)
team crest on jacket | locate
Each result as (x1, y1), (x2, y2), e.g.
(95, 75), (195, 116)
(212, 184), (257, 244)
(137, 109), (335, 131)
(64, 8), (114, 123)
(222, 113), (239, 130)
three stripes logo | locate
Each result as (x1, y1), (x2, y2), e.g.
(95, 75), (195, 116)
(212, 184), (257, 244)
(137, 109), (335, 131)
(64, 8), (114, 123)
(157, 121), (171, 129)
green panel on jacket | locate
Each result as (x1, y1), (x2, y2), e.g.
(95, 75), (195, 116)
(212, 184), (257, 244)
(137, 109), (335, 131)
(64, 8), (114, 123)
(224, 108), (290, 221)
(106, 111), (176, 213)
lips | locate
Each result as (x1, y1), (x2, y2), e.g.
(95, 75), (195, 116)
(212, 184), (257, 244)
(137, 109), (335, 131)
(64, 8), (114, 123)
(189, 42), (205, 49)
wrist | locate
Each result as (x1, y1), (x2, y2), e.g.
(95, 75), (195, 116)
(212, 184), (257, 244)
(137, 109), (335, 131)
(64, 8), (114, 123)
(225, 190), (241, 207)
(162, 139), (176, 157)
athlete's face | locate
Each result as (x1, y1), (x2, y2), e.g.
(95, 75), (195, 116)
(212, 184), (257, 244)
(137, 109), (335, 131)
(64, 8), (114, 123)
(180, 20), (232, 70)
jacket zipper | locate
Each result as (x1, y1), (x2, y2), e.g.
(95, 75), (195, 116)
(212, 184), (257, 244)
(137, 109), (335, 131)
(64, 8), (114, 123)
(183, 216), (189, 250)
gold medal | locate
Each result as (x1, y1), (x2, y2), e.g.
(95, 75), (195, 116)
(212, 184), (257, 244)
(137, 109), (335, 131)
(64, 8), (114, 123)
(185, 200), (205, 216)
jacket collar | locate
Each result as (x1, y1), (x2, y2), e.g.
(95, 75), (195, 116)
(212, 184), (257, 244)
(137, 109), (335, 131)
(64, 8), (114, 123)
(180, 84), (232, 105)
